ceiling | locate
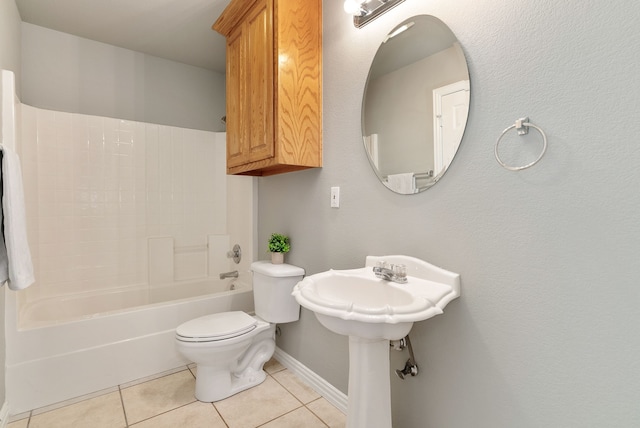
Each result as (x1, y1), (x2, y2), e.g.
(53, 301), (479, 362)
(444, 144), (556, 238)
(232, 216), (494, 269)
(15, 0), (231, 73)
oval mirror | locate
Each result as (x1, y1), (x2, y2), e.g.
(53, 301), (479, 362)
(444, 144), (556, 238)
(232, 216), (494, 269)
(362, 15), (470, 194)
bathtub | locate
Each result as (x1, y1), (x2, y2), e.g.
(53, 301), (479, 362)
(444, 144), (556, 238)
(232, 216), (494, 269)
(17, 278), (248, 329)
(5, 277), (254, 414)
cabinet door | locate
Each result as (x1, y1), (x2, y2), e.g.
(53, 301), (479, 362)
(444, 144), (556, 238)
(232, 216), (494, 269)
(225, 0), (273, 169)
(245, 0), (274, 163)
(226, 25), (246, 168)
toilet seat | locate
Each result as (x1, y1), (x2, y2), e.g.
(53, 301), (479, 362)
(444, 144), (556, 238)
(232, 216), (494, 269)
(176, 311), (257, 343)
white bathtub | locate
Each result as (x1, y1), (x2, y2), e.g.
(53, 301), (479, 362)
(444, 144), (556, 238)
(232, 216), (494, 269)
(18, 278), (247, 329)
(5, 277), (254, 414)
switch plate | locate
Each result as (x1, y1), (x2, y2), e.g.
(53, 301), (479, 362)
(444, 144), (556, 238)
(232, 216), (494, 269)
(330, 187), (340, 208)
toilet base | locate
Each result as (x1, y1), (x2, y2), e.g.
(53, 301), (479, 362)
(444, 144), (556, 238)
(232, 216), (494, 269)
(195, 365), (268, 402)
(192, 324), (276, 402)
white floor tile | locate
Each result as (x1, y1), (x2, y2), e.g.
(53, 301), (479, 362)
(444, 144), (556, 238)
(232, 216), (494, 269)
(29, 391), (126, 428)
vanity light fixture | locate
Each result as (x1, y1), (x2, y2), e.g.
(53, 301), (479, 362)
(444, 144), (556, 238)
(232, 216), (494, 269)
(344, 0), (406, 28)
(343, 0), (367, 14)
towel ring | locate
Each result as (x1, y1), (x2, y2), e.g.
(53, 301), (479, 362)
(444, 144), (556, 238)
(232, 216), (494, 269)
(494, 117), (547, 171)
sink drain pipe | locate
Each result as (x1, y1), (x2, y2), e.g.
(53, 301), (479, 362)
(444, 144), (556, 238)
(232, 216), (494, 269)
(390, 335), (419, 379)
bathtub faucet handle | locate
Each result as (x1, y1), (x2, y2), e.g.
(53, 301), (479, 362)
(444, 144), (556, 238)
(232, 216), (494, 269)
(226, 244), (242, 264)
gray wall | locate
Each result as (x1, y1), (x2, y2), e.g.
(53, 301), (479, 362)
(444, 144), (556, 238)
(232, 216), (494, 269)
(0, 0), (22, 408)
(0, 0), (21, 91)
(264, 1), (640, 427)
(21, 23), (226, 132)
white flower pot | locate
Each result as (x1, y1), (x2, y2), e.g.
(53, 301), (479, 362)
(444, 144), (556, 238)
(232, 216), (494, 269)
(271, 252), (284, 264)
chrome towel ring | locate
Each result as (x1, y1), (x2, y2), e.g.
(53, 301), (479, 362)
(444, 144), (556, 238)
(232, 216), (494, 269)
(494, 117), (548, 171)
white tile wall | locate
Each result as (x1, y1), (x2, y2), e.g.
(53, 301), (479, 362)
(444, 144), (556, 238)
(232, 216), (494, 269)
(208, 234), (231, 277)
(20, 105), (244, 305)
(148, 237), (174, 285)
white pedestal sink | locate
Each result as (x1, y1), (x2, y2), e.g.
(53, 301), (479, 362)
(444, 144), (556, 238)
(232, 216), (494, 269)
(293, 255), (460, 428)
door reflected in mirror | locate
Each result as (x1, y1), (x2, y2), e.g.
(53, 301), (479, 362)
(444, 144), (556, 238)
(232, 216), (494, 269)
(362, 15), (470, 194)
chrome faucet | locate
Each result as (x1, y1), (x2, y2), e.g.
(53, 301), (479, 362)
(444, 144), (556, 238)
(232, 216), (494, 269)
(373, 262), (407, 284)
(219, 270), (239, 279)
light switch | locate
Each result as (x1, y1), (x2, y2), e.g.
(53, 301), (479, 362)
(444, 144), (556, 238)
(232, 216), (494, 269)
(331, 187), (340, 208)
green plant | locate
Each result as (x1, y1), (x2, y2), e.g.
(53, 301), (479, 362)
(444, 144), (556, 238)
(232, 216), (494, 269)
(268, 233), (291, 253)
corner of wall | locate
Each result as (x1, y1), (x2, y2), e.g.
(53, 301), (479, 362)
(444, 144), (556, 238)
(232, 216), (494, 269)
(0, 0), (21, 98)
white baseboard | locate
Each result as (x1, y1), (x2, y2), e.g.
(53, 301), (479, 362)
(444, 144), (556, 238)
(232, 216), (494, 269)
(0, 401), (10, 428)
(274, 347), (348, 414)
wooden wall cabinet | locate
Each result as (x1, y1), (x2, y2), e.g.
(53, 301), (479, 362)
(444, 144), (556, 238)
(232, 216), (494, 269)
(213, 0), (322, 176)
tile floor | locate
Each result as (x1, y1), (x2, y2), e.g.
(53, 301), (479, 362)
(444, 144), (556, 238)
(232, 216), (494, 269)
(7, 359), (346, 428)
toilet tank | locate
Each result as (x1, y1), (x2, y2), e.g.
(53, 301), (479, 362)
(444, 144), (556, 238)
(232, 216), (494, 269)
(251, 261), (305, 323)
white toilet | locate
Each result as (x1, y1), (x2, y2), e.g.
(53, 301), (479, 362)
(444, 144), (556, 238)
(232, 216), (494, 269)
(175, 261), (304, 402)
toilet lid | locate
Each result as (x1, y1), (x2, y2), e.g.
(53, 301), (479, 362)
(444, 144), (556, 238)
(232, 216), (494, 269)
(176, 311), (257, 342)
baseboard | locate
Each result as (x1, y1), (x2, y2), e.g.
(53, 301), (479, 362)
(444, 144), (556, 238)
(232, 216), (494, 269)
(0, 401), (10, 428)
(273, 347), (348, 413)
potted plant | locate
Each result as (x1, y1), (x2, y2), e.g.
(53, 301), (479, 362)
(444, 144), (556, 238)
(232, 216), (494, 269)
(268, 233), (290, 264)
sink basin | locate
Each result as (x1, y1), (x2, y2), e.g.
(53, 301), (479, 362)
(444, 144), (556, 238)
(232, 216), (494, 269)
(293, 255), (460, 340)
(292, 255), (460, 428)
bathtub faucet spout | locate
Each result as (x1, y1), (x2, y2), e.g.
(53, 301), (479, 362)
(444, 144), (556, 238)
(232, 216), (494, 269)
(219, 270), (239, 279)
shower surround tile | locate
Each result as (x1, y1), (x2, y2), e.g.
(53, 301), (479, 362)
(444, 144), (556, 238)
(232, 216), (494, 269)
(20, 105), (235, 312)
(147, 237), (174, 284)
(208, 234), (231, 275)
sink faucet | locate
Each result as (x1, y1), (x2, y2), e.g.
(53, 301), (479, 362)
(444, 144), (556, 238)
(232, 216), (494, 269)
(373, 262), (407, 284)
(219, 270), (239, 279)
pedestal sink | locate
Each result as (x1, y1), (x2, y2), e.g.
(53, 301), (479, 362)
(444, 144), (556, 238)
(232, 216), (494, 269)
(292, 255), (460, 428)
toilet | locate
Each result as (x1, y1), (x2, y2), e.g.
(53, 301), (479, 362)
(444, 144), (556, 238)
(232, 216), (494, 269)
(175, 261), (304, 402)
